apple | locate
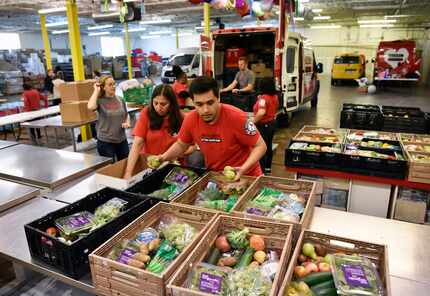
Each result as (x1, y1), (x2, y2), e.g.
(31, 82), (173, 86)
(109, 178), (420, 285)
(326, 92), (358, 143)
(294, 266), (309, 278)
(318, 262), (331, 272)
(303, 262), (319, 273)
(298, 254), (307, 263)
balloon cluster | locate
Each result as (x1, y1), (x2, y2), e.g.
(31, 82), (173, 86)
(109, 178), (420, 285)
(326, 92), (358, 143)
(189, 0), (275, 19)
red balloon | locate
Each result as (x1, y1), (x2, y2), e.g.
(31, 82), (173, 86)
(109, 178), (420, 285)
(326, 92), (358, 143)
(189, 0), (202, 4)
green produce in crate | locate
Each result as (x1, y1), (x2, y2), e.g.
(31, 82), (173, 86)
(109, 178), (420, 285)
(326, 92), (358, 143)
(146, 240), (179, 274)
(160, 222), (197, 251)
(188, 263), (230, 295)
(227, 228), (250, 249)
(285, 282), (314, 296)
(227, 265), (272, 296)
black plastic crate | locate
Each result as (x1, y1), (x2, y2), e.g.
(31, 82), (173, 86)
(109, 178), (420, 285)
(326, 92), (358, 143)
(345, 139), (403, 153)
(285, 141), (343, 170)
(382, 105), (427, 133)
(24, 188), (159, 279)
(340, 104), (382, 130)
(126, 164), (206, 201)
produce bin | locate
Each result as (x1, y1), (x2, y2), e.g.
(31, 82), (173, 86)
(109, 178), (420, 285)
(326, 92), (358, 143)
(89, 203), (218, 296)
(277, 230), (390, 296)
(340, 103), (382, 130)
(400, 133), (430, 184)
(232, 176), (316, 239)
(171, 171), (257, 213)
(126, 164), (206, 201)
(382, 105), (427, 134)
(167, 215), (293, 296)
(24, 188), (160, 279)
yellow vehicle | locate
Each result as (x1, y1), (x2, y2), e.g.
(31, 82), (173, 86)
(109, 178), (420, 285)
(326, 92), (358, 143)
(331, 53), (366, 85)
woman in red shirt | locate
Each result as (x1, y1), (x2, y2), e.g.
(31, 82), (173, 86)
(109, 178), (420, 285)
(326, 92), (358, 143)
(172, 65), (193, 109)
(253, 77), (279, 174)
(123, 84), (184, 179)
(22, 83), (48, 139)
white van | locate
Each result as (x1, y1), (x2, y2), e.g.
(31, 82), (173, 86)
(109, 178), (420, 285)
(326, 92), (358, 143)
(161, 47), (200, 83)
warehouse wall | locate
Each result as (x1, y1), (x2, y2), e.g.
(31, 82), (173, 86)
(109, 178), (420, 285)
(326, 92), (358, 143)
(133, 33), (200, 57)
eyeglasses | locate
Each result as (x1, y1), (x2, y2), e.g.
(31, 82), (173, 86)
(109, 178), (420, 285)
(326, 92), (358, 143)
(106, 82), (116, 87)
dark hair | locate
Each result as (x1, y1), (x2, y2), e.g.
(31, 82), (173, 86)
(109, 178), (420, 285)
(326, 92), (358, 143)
(259, 77), (277, 95)
(56, 71), (64, 80)
(172, 65), (184, 79)
(149, 84), (182, 134)
(23, 83), (32, 90)
(93, 70), (101, 77)
(189, 76), (219, 99)
(239, 56), (248, 63)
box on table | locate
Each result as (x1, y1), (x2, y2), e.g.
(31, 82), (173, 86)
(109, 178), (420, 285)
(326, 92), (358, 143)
(278, 230), (391, 296)
(395, 198), (427, 224)
(60, 101), (97, 123)
(167, 215), (293, 296)
(58, 79), (96, 103)
(89, 203), (218, 296)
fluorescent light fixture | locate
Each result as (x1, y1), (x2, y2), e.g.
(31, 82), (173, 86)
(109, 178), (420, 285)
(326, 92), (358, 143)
(149, 30), (172, 35)
(301, 0), (310, 2)
(141, 35), (160, 39)
(88, 24), (113, 30)
(140, 19), (172, 25)
(45, 21), (68, 28)
(38, 7), (66, 14)
(358, 19), (396, 24)
(123, 27), (146, 33)
(195, 26), (204, 30)
(294, 17), (304, 21)
(313, 16), (331, 20)
(310, 25), (341, 29)
(171, 32), (193, 37)
(360, 24), (395, 28)
(52, 29), (69, 34)
(242, 24), (274, 28)
(312, 9), (323, 13)
(88, 31), (111, 36)
(384, 14), (411, 18)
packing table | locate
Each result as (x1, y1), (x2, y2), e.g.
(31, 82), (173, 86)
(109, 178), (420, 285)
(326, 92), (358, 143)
(0, 139), (18, 150)
(0, 179), (40, 212)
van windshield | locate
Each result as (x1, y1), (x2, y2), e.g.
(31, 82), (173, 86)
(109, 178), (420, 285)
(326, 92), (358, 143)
(335, 56), (359, 64)
(171, 54), (194, 66)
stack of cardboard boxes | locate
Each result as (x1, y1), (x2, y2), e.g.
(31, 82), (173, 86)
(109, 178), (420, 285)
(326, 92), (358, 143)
(251, 62), (273, 78)
(58, 80), (97, 123)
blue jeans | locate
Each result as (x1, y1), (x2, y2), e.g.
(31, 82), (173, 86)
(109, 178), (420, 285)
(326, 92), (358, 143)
(97, 139), (129, 161)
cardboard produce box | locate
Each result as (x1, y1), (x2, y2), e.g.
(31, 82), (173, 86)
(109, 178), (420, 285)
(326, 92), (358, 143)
(395, 198), (427, 224)
(60, 101), (97, 123)
(58, 79), (95, 102)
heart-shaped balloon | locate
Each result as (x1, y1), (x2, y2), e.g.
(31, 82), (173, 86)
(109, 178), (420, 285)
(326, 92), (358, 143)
(383, 48), (409, 69)
(237, 1), (251, 17)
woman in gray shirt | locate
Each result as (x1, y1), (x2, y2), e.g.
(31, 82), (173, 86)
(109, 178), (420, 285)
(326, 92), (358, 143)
(88, 75), (130, 161)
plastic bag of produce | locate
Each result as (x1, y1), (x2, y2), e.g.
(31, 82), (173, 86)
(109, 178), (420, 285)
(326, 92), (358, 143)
(146, 240), (179, 274)
(196, 195), (238, 212)
(157, 214), (198, 251)
(330, 254), (384, 296)
(150, 184), (181, 200)
(267, 206), (300, 222)
(164, 167), (199, 188)
(107, 240), (150, 269)
(92, 197), (128, 229)
(55, 211), (95, 237)
(187, 263), (230, 295)
(226, 265), (272, 296)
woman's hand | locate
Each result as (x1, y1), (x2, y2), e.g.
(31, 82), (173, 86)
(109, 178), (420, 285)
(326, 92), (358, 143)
(122, 122), (131, 129)
(94, 82), (101, 94)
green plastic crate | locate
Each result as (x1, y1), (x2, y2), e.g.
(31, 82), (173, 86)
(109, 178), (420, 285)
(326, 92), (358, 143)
(123, 85), (153, 105)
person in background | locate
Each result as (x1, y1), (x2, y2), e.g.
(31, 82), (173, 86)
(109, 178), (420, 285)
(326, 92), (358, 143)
(51, 71), (65, 105)
(88, 75), (130, 161)
(220, 56), (255, 94)
(22, 83), (48, 139)
(123, 84), (192, 179)
(252, 77), (278, 174)
(171, 65), (193, 109)
(92, 70), (101, 80)
(44, 69), (55, 94)
(157, 76), (266, 179)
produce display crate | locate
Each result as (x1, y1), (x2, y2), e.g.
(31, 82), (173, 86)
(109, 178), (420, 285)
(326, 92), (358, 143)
(278, 230), (391, 296)
(171, 171), (257, 213)
(24, 188), (160, 279)
(295, 126), (343, 136)
(382, 106), (427, 134)
(123, 86), (153, 105)
(167, 215), (293, 296)
(126, 164), (206, 201)
(231, 176), (316, 238)
(340, 104), (382, 130)
(89, 203), (218, 296)
(400, 133), (430, 184)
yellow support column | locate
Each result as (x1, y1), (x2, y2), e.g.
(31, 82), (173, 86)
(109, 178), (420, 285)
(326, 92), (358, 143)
(204, 3), (210, 37)
(66, 0), (90, 141)
(39, 15), (52, 71)
(124, 22), (133, 80)
(176, 28), (179, 49)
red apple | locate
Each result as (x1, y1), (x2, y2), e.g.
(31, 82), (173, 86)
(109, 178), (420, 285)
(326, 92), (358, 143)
(294, 266), (310, 278)
(318, 262), (331, 272)
(303, 262), (319, 273)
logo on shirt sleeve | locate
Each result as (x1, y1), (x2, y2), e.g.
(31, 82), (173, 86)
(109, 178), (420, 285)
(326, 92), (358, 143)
(244, 119), (257, 135)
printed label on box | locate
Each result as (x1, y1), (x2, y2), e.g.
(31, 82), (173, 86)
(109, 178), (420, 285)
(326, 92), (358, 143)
(199, 272), (223, 293)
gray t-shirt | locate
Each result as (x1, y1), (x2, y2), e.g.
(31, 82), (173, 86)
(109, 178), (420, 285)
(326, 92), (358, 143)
(97, 96), (127, 143)
(234, 69), (255, 90)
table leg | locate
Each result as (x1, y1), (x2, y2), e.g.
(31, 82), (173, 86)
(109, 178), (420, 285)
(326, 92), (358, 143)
(44, 127), (49, 147)
(54, 128), (59, 148)
(70, 128), (77, 152)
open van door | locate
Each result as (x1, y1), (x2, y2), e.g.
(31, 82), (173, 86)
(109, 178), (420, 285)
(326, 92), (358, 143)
(283, 36), (300, 112)
(200, 35), (213, 77)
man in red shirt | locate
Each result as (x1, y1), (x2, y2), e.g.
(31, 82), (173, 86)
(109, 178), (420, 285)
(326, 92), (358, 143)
(22, 83), (48, 139)
(158, 76), (267, 178)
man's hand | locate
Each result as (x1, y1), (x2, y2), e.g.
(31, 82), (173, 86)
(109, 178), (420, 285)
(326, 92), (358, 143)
(233, 167), (243, 181)
(123, 171), (133, 180)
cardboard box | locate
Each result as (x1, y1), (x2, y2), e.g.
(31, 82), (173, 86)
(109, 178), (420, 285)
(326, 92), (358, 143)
(251, 62), (266, 73)
(95, 155), (153, 190)
(60, 101), (97, 123)
(395, 198), (427, 224)
(58, 80), (95, 102)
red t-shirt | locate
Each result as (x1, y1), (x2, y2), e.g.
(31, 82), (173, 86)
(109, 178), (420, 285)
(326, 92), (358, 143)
(133, 107), (179, 155)
(253, 94), (278, 124)
(172, 80), (188, 107)
(23, 90), (48, 112)
(179, 104), (263, 176)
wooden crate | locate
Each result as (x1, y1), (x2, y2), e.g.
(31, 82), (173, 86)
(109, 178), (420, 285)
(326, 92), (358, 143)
(293, 126), (345, 144)
(231, 176), (316, 239)
(400, 133), (430, 184)
(167, 215), (293, 296)
(278, 230), (391, 296)
(89, 203), (219, 296)
(171, 171), (257, 213)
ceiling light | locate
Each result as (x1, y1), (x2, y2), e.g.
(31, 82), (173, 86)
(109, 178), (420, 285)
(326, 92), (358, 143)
(88, 24), (113, 30)
(45, 21), (68, 28)
(140, 19), (172, 25)
(384, 15), (411, 18)
(313, 16), (331, 20)
(195, 26), (204, 30)
(141, 35), (160, 39)
(312, 9), (323, 13)
(171, 32), (193, 37)
(294, 17), (304, 21)
(301, 0), (310, 2)
(52, 29), (69, 34)
(358, 19), (396, 24)
(149, 30), (172, 35)
(88, 32), (111, 36)
(38, 7), (67, 14)
(360, 24), (395, 28)
(123, 27), (146, 33)
(310, 25), (341, 29)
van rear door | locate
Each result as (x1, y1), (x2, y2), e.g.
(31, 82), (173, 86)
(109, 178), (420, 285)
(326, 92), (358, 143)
(283, 38), (299, 111)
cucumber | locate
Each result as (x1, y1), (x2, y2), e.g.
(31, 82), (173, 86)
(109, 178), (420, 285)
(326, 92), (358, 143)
(312, 287), (337, 296)
(235, 247), (255, 269)
(302, 272), (333, 287)
(311, 280), (335, 294)
(206, 248), (221, 265)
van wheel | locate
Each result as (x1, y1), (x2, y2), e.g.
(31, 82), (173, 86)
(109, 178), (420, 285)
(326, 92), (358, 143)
(311, 80), (320, 108)
(331, 79), (335, 86)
